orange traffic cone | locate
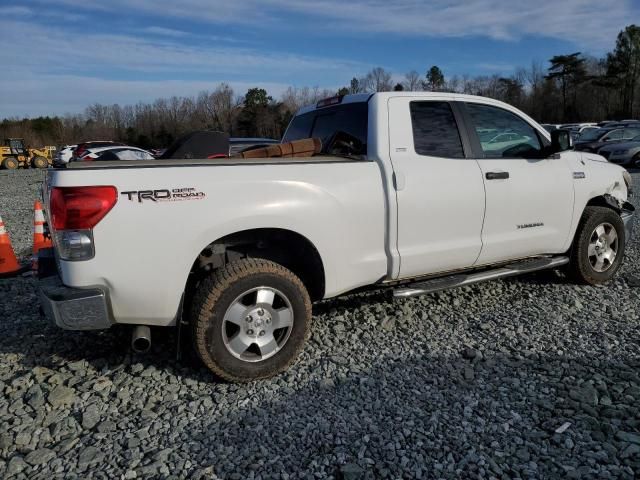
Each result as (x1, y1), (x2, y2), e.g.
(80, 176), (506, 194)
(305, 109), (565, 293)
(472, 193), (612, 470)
(32, 200), (53, 272)
(0, 214), (23, 277)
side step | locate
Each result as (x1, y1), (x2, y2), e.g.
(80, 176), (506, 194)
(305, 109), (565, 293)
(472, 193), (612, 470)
(393, 256), (569, 298)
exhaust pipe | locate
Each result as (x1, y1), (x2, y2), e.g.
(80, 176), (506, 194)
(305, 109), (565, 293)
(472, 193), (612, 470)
(131, 325), (151, 353)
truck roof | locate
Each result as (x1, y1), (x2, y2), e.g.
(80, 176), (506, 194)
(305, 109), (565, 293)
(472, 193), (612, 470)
(294, 91), (550, 142)
(296, 91), (531, 115)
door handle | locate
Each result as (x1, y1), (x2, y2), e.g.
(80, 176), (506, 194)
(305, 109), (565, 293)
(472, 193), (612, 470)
(486, 171), (509, 180)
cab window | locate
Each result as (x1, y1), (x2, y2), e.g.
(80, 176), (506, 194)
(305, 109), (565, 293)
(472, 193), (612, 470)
(409, 101), (465, 158)
(466, 103), (543, 158)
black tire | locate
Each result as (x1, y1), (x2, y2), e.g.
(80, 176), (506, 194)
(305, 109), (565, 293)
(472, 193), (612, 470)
(191, 258), (311, 382)
(31, 156), (48, 169)
(568, 206), (626, 285)
(1, 157), (18, 170)
(632, 152), (640, 168)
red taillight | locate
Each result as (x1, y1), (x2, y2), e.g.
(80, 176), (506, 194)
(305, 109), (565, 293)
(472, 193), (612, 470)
(50, 186), (117, 230)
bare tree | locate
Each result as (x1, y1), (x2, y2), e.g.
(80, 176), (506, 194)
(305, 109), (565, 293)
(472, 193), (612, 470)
(402, 70), (422, 91)
(360, 67), (393, 92)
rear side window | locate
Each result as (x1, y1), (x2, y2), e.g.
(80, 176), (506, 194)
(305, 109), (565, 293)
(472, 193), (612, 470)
(282, 103), (368, 155)
(409, 102), (465, 158)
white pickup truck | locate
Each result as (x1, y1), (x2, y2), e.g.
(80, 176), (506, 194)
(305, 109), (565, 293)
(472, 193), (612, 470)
(39, 92), (635, 382)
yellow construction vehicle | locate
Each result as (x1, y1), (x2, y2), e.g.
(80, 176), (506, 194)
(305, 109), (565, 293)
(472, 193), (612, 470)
(0, 138), (56, 169)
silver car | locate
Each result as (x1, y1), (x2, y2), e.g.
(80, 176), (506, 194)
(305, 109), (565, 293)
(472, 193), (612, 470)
(598, 134), (640, 167)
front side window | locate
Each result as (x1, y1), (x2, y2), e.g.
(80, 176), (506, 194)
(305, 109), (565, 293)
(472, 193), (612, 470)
(622, 128), (640, 140)
(466, 103), (543, 158)
(409, 101), (465, 158)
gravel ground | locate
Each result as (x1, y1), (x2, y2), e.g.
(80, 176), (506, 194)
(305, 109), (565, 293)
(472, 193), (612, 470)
(0, 168), (639, 479)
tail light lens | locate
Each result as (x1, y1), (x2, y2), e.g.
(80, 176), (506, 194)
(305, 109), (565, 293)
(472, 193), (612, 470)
(50, 186), (117, 261)
(51, 186), (117, 230)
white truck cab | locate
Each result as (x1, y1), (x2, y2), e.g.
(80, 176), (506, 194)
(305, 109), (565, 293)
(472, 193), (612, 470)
(39, 92), (635, 381)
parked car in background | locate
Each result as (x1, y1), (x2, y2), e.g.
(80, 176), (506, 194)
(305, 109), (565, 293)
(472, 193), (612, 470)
(598, 134), (640, 166)
(574, 127), (640, 152)
(562, 125), (600, 142)
(160, 131), (229, 159)
(598, 121), (620, 128)
(483, 132), (536, 155)
(78, 146), (155, 161)
(73, 141), (125, 160)
(150, 148), (166, 157)
(160, 131), (280, 159)
(229, 138), (279, 156)
(53, 145), (77, 166)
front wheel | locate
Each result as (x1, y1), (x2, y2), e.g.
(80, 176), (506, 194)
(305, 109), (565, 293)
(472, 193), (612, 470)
(568, 206), (626, 285)
(31, 156), (48, 169)
(1, 157), (18, 170)
(191, 258), (311, 382)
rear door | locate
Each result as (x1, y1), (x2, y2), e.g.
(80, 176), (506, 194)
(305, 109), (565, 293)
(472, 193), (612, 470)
(460, 101), (574, 265)
(388, 97), (486, 278)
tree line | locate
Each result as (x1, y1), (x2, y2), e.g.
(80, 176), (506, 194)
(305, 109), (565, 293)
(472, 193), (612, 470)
(1, 25), (639, 149)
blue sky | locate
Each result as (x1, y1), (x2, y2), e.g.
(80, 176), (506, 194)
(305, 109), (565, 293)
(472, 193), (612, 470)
(1, 0), (639, 117)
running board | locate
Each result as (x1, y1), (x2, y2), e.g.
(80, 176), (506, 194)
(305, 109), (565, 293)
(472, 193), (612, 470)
(393, 256), (569, 299)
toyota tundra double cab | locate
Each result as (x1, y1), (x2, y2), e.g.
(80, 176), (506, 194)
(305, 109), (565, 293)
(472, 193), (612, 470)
(39, 92), (635, 382)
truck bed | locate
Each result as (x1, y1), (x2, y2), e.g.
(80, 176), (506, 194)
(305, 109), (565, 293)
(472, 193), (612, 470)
(65, 155), (365, 169)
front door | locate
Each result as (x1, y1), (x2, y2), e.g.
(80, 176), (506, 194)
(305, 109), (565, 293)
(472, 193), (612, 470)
(388, 97), (486, 279)
(461, 102), (574, 265)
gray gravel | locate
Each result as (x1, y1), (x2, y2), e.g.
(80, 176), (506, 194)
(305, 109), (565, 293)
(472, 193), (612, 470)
(0, 168), (639, 479)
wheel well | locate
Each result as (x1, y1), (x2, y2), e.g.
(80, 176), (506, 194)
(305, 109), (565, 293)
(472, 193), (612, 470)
(191, 228), (325, 301)
(585, 194), (622, 213)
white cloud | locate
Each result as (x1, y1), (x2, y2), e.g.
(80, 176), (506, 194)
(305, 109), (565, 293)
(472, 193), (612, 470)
(0, 74), (293, 117)
(0, 20), (363, 116)
(143, 26), (189, 37)
(0, 21), (364, 77)
(475, 62), (517, 73)
(0, 6), (33, 16)
(265, 0), (635, 50)
(27, 0), (639, 50)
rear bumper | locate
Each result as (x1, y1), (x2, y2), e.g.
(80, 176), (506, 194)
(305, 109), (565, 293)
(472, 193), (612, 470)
(38, 249), (113, 330)
(39, 276), (113, 330)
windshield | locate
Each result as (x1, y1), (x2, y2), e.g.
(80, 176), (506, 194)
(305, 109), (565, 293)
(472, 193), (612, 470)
(578, 129), (605, 141)
(282, 102), (368, 155)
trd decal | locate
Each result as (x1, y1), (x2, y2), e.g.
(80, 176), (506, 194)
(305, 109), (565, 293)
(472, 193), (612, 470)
(121, 187), (206, 203)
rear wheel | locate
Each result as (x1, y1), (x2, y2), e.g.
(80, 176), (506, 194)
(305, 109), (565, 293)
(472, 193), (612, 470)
(31, 156), (48, 169)
(1, 157), (18, 170)
(568, 206), (625, 285)
(191, 258), (311, 382)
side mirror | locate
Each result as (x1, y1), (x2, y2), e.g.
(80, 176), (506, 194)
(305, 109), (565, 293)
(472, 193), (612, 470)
(550, 129), (572, 154)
